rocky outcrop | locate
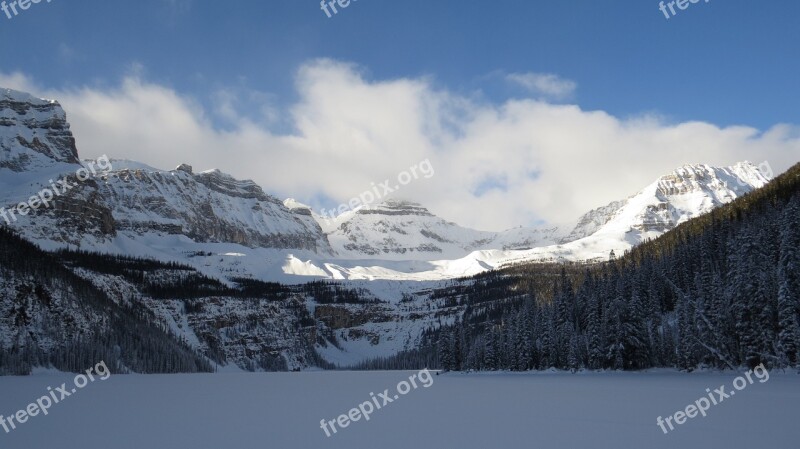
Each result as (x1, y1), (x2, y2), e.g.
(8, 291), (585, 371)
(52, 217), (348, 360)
(314, 304), (393, 329)
(563, 162), (771, 240)
(326, 199), (563, 260)
(561, 200), (626, 242)
(96, 166), (332, 252)
(0, 88), (79, 171)
(1, 87), (334, 255)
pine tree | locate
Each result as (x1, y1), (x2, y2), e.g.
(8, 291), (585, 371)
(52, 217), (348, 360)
(438, 329), (454, 371)
(586, 291), (604, 369)
(623, 290), (650, 369)
(484, 329), (497, 370)
(777, 213), (800, 367)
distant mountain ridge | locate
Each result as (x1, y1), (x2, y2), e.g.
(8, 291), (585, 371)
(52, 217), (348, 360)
(0, 86), (792, 374)
(0, 88), (79, 172)
(0, 88), (331, 254)
(323, 199), (562, 261)
(562, 162), (771, 242)
(0, 87), (775, 281)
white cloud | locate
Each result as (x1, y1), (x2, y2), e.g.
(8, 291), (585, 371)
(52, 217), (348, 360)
(506, 72), (577, 100)
(1, 61), (798, 232)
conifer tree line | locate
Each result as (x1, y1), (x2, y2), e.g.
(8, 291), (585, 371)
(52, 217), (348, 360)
(2, 163), (797, 374)
(57, 250), (378, 304)
(1, 229), (380, 375)
(0, 227), (214, 375)
(437, 163), (800, 372)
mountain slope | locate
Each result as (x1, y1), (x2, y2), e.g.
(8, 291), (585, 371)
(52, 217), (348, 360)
(97, 163), (332, 252)
(324, 199), (563, 260)
(0, 227), (214, 375)
(279, 162), (773, 280)
(432, 161), (800, 372)
(0, 88), (332, 256)
(326, 199), (496, 260)
(0, 88), (79, 172)
(488, 161), (773, 266)
(0, 86), (778, 282)
(565, 162), (771, 242)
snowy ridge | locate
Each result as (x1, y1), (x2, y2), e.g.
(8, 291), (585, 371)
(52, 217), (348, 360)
(324, 199), (563, 261)
(0, 87), (782, 371)
(326, 199), (497, 260)
(0, 88), (85, 210)
(276, 162), (772, 280)
(0, 88), (78, 172)
(99, 163), (332, 253)
(0, 87), (774, 284)
(571, 162), (770, 238)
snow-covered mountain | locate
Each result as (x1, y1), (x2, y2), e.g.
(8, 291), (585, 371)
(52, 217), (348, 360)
(0, 87), (774, 282)
(565, 162), (771, 242)
(0, 88), (331, 255)
(316, 199), (561, 261)
(97, 162), (331, 252)
(276, 161), (772, 280)
(0, 88), (79, 172)
(0, 86), (782, 371)
(273, 163), (771, 279)
(471, 161), (773, 268)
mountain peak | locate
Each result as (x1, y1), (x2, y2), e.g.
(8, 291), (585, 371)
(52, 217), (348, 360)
(1, 87), (57, 106)
(283, 198), (314, 217)
(194, 168), (278, 203)
(565, 161), (771, 243)
(175, 163), (193, 174)
(356, 199), (434, 217)
(0, 86), (79, 171)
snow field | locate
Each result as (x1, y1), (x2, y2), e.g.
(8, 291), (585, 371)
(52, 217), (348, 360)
(0, 370), (797, 449)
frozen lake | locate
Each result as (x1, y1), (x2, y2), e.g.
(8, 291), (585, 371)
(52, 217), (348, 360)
(0, 369), (798, 448)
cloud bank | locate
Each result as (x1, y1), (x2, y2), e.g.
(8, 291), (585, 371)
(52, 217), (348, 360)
(506, 72), (577, 100)
(2, 60), (798, 231)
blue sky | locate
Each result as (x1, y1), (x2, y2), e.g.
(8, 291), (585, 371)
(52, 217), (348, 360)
(1, 0), (798, 230)
(2, 0), (798, 127)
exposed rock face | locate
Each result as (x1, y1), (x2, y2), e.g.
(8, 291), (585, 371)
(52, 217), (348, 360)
(0, 88), (79, 171)
(96, 166), (332, 252)
(314, 304), (393, 329)
(561, 200), (626, 243)
(326, 199), (563, 260)
(179, 295), (322, 371)
(9, 187), (117, 247)
(0, 87), (332, 255)
(356, 200), (435, 217)
(0, 89), (117, 245)
(47, 180), (117, 238)
(564, 162), (772, 239)
(283, 198), (314, 217)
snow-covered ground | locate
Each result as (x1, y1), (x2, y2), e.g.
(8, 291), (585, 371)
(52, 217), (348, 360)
(0, 370), (797, 448)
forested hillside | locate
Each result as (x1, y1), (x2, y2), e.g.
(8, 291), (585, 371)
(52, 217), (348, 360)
(0, 228), (214, 375)
(436, 163), (800, 372)
(2, 162), (797, 375)
(0, 234), (389, 374)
